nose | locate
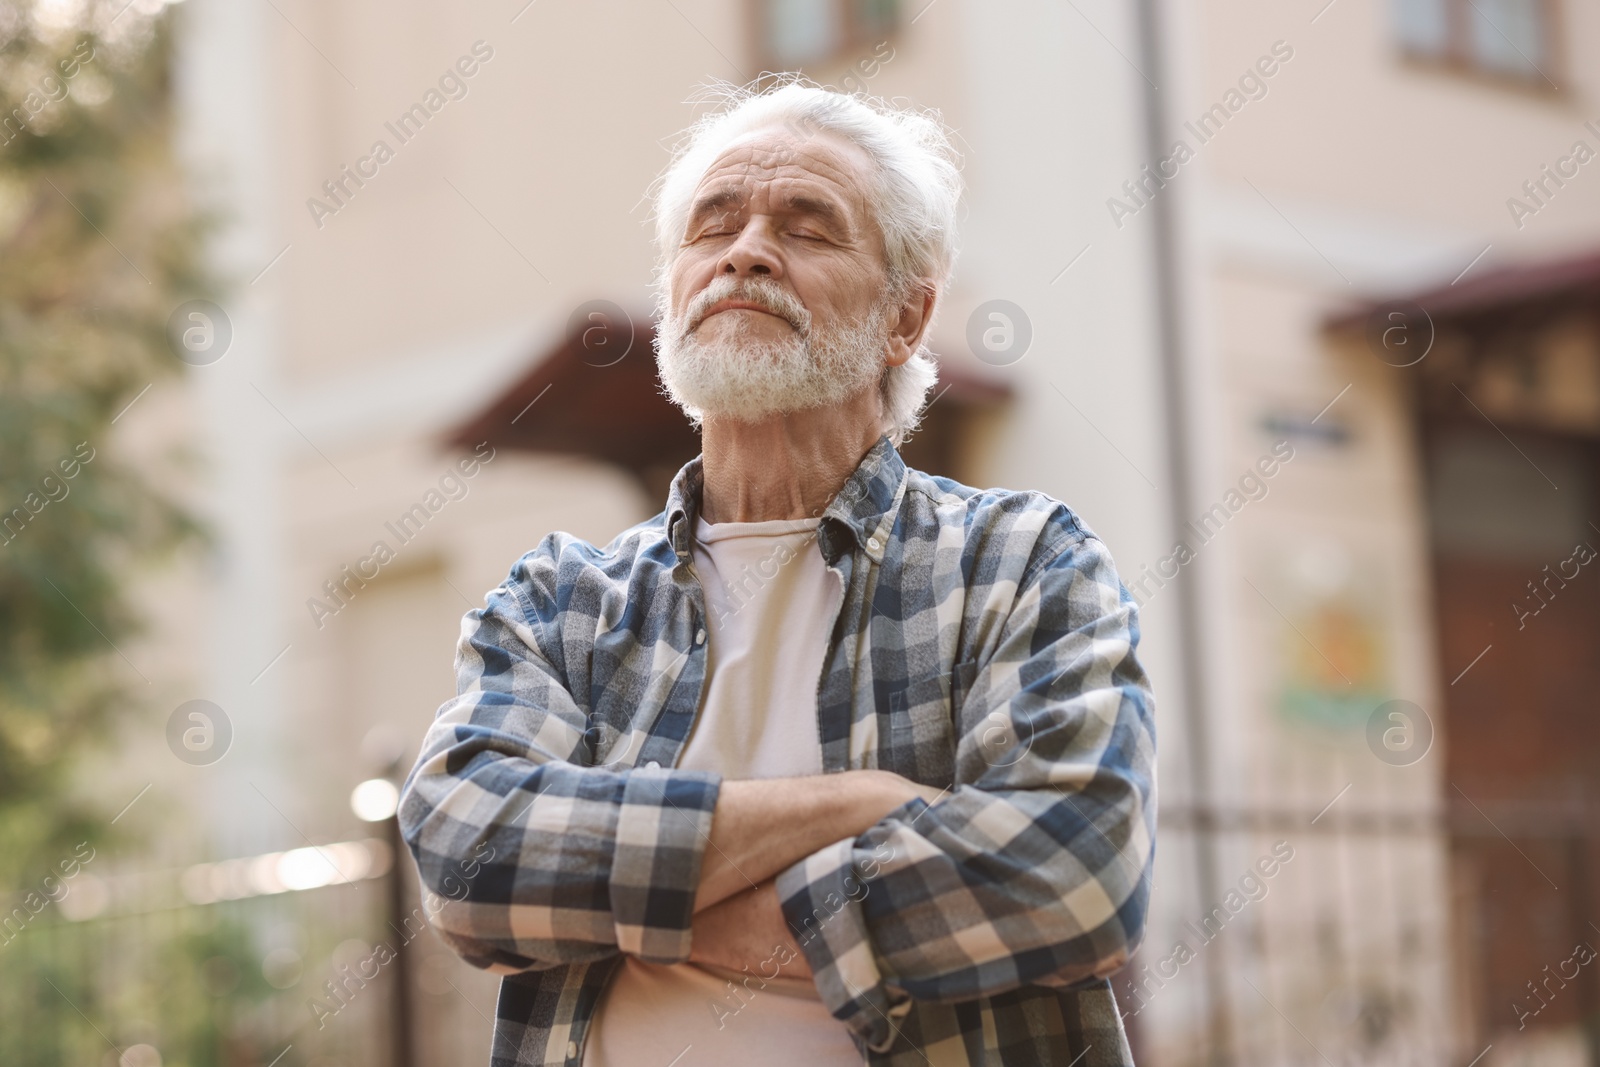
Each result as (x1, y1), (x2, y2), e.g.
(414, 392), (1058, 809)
(716, 217), (783, 281)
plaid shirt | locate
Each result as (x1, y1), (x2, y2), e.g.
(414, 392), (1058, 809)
(399, 433), (1157, 1066)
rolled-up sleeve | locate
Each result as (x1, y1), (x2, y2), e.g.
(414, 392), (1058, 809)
(397, 549), (722, 974)
(774, 528), (1156, 1051)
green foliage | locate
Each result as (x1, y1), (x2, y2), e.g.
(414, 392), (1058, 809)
(0, 0), (213, 884)
(2, 893), (374, 1067)
(0, 8), (398, 1065)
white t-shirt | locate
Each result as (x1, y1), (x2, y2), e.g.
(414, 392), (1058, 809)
(583, 515), (864, 1066)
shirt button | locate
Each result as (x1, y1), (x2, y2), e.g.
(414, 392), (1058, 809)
(694, 628), (706, 645)
(645, 760), (661, 770)
(868, 537), (882, 551)
(567, 1040), (578, 1059)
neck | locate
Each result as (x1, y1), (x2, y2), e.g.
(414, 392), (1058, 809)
(698, 387), (886, 523)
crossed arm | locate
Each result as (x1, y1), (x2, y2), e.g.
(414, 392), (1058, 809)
(689, 771), (947, 977)
(395, 575), (952, 979)
(397, 550), (953, 978)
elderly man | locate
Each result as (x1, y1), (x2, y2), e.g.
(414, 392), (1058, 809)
(400, 81), (1156, 1067)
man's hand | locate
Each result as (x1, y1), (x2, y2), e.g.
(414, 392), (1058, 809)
(690, 878), (812, 979)
(693, 768), (935, 913)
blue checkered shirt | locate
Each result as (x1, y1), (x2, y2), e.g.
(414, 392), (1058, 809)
(399, 433), (1157, 1066)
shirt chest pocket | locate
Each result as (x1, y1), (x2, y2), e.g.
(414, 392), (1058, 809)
(886, 661), (977, 787)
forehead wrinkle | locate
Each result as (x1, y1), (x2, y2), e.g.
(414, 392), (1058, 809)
(701, 130), (872, 198)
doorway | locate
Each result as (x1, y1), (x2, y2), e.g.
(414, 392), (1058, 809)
(1426, 422), (1600, 1061)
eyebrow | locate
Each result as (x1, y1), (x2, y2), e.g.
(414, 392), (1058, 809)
(683, 186), (854, 239)
(781, 194), (851, 236)
(685, 187), (745, 231)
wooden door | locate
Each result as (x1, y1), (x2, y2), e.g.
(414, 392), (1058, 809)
(1428, 423), (1600, 1048)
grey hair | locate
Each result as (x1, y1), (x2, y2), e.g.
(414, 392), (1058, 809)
(650, 76), (963, 447)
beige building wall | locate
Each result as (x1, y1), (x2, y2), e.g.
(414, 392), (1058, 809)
(1118, 0), (1600, 1063)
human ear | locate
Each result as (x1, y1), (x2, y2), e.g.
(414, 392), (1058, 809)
(885, 282), (937, 367)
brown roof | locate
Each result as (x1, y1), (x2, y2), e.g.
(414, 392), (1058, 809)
(1326, 248), (1600, 331)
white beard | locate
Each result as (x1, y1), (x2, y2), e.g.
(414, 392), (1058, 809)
(655, 276), (891, 424)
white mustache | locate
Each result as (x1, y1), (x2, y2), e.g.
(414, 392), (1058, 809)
(684, 278), (811, 335)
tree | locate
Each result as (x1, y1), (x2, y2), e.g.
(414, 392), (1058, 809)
(0, 0), (210, 907)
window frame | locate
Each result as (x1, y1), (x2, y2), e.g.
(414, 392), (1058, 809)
(1393, 0), (1565, 96)
(747, 0), (901, 78)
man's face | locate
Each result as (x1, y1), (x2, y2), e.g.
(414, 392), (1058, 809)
(655, 125), (902, 422)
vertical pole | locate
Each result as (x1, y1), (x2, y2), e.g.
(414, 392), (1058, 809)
(1567, 830), (1599, 1063)
(384, 813), (417, 1067)
(1130, 0), (1234, 1061)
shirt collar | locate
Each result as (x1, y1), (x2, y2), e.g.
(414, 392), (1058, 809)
(664, 432), (909, 566)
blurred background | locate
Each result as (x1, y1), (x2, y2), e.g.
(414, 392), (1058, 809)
(3, 0), (1598, 1064)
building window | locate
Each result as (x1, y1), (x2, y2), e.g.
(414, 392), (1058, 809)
(754, 0), (898, 71)
(1391, 0), (1559, 86)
